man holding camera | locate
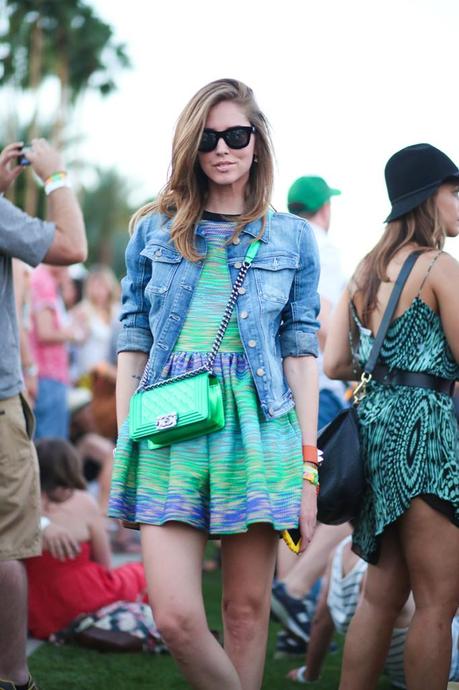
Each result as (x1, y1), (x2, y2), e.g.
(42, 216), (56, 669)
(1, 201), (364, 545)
(0, 139), (87, 690)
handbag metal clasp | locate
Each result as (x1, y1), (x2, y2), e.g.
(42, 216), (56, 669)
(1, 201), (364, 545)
(156, 412), (178, 430)
(353, 372), (372, 404)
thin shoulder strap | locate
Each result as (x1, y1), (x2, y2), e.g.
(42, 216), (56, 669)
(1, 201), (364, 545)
(365, 251), (422, 374)
(138, 240), (261, 391)
(416, 250), (443, 298)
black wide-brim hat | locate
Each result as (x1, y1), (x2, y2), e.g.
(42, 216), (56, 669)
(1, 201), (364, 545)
(384, 143), (459, 223)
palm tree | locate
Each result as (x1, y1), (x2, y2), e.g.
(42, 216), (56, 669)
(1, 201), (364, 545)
(82, 167), (136, 273)
(0, 0), (130, 213)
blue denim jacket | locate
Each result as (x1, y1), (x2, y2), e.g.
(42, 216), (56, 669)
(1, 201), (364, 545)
(118, 211), (320, 420)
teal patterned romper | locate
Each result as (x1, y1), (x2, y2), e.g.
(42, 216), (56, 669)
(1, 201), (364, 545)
(352, 253), (459, 563)
(108, 216), (304, 534)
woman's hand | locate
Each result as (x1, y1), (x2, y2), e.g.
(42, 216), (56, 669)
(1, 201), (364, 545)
(42, 522), (80, 561)
(299, 481), (318, 553)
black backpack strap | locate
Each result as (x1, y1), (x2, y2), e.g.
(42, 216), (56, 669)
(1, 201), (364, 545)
(365, 251), (422, 374)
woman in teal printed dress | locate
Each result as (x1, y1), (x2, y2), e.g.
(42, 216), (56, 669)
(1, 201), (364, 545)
(108, 79), (321, 690)
(324, 143), (459, 690)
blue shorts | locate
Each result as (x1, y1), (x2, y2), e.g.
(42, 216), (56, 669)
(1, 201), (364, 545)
(34, 378), (69, 440)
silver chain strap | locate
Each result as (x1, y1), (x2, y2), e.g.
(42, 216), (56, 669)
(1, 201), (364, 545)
(138, 256), (254, 393)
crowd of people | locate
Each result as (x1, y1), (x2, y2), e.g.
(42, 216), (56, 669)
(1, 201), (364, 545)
(0, 77), (458, 690)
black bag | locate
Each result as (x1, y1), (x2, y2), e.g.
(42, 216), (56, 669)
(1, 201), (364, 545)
(317, 405), (363, 525)
(316, 252), (421, 525)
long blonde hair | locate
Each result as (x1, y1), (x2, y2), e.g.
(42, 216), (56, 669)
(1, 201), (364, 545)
(83, 264), (120, 319)
(353, 194), (446, 326)
(130, 78), (274, 261)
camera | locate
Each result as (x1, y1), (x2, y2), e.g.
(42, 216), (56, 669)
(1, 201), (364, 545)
(17, 145), (31, 166)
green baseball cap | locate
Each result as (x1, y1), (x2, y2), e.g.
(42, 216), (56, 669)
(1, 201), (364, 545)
(287, 176), (341, 214)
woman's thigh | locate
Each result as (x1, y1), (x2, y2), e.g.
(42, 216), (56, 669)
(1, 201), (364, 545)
(141, 521), (208, 621)
(361, 523), (410, 613)
(398, 498), (459, 610)
(221, 524), (278, 612)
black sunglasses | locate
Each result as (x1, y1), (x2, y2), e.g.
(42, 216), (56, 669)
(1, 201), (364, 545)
(198, 125), (255, 153)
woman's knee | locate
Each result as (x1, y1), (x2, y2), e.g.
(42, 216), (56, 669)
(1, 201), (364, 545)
(362, 579), (410, 619)
(414, 598), (458, 622)
(223, 595), (267, 644)
(155, 607), (206, 651)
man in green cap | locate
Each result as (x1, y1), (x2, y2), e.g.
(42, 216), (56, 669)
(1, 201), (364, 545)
(287, 175), (346, 426)
(287, 176), (341, 238)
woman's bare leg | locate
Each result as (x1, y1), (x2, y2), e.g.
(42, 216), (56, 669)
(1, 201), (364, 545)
(221, 524), (278, 690)
(399, 499), (459, 690)
(141, 522), (242, 690)
(276, 539), (298, 580)
(339, 524), (410, 690)
(282, 523), (352, 598)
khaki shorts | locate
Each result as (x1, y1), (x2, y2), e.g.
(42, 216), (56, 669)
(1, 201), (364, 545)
(0, 394), (41, 560)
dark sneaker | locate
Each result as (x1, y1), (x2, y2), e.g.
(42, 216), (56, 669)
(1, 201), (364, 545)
(328, 640), (338, 654)
(273, 629), (307, 659)
(271, 580), (312, 642)
(0, 676), (39, 690)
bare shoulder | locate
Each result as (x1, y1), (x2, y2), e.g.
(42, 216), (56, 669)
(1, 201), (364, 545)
(72, 490), (101, 515)
(430, 250), (459, 282)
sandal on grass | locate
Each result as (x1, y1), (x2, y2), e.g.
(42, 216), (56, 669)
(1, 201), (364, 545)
(287, 665), (319, 684)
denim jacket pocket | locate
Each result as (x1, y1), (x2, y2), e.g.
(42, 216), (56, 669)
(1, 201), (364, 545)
(141, 243), (183, 296)
(251, 253), (299, 305)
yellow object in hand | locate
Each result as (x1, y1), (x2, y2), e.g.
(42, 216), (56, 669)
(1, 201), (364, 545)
(281, 529), (302, 554)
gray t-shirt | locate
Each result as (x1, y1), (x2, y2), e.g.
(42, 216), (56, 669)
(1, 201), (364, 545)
(0, 196), (55, 399)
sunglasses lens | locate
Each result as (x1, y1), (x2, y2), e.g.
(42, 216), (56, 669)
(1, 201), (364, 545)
(198, 126), (254, 153)
(198, 131), (217, 152)
(225, 127), (251, 149)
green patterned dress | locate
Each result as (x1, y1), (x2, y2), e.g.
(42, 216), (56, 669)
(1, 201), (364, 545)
(352, 284), (459, 563)
(108, 217), (304, 534)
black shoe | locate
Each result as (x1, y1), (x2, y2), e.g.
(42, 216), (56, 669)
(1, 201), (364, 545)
(273, 629), (307, 659)
(271, 580), (313, 642)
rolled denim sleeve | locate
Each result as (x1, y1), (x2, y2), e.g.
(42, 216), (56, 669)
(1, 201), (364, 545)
(117, 217), (153, 354)
(279, 220), (320, 358)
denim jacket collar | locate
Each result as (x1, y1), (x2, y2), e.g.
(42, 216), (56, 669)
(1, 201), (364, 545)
(240, 215), (271, 243)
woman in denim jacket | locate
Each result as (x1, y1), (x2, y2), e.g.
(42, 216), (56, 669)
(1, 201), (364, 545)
(108, 78), (320, 690)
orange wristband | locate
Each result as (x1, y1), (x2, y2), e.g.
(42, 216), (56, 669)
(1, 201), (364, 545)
(302, 444), (318, 465)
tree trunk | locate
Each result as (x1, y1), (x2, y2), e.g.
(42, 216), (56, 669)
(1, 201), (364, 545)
(98, 231), (113, 265)
(54, 50), (70, 149)
(24, 18), (43, 217)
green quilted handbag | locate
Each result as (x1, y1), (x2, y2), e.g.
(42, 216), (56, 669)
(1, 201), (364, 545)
(128, 239), (261, 449)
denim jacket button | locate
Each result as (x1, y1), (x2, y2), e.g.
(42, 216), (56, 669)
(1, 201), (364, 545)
(155, 249), (162, 256)
(256, 367), (265, 376)
(240, 311), (249, 319)
(234, 261), (242, 269)
(248, 339), (257, 348)
(237, 287), (246, 295)
(232, 237), (241, 245)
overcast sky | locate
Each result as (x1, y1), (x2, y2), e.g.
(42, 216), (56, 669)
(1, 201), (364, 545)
(78, 0), (459, 273)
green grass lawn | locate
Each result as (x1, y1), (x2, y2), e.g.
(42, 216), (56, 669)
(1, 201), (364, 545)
(29, 569), (394, 689)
